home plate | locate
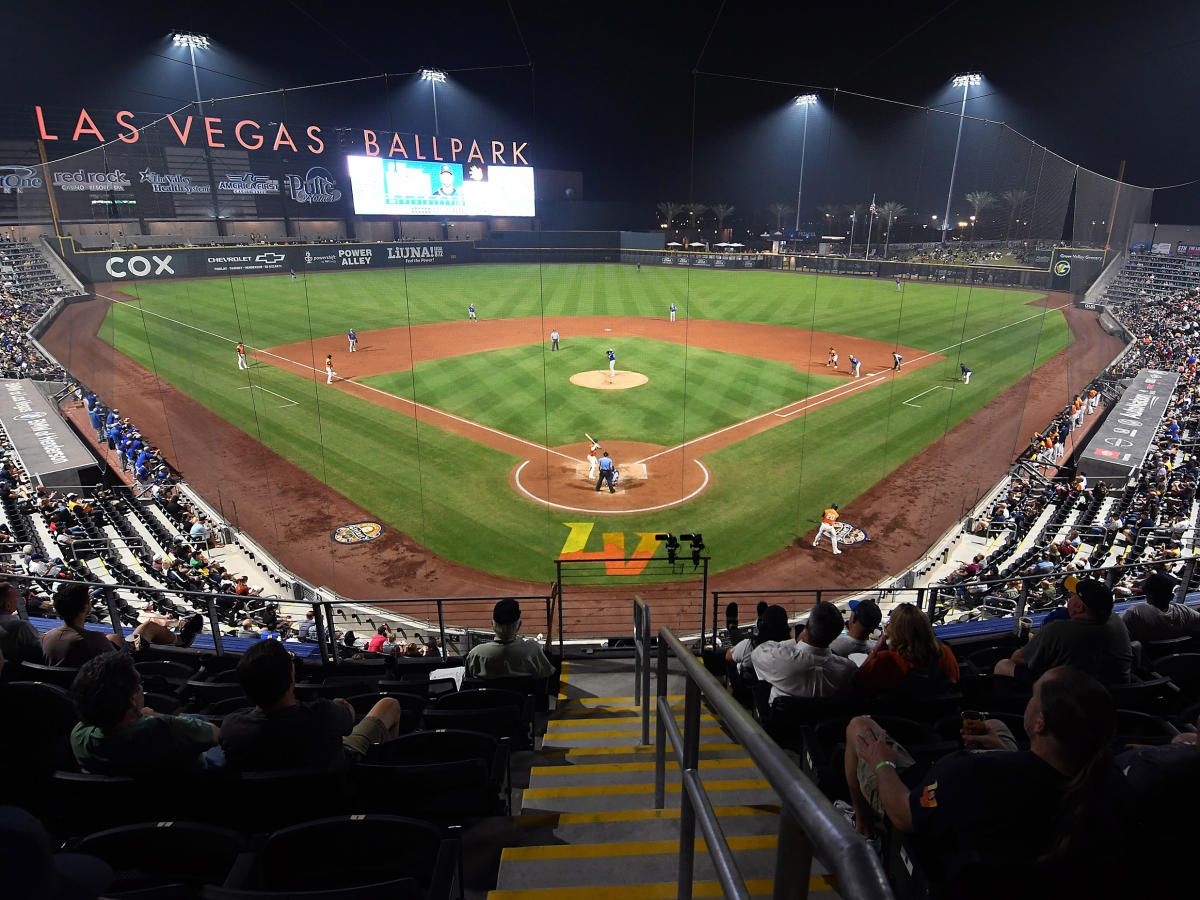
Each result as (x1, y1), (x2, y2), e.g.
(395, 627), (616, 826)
(605, 328), (612, 331)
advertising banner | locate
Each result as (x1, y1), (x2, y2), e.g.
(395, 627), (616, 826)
(1077, 369), (1178, 483)
(0, 379), (98, 483)
(66, 241), (476, 283)
(1050, 247), (1106, 292)
(656, 252), (764, 269)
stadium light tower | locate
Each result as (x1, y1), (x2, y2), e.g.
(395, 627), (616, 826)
(792, 94), (818, 234)
(171, 32), (222, 234)
(940, 72), (982, 244)
(420, 68), (447, 133)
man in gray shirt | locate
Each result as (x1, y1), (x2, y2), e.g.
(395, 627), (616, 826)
(1122, 571), (1200, 642)
(830, 598), (882, 658)
(466, 599), (554, 678)
(0, 581), (41, 664)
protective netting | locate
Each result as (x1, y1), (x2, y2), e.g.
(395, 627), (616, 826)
(0, 68), (1160, 598)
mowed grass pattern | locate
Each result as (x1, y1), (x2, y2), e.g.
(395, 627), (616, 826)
(99, 264), (1070, 580)
(364, 338), (844, 447)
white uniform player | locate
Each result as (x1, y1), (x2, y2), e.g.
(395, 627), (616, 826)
(325, 354), (337, 384)
(813, 504), (842, 555)
(586, 440), (601, 479)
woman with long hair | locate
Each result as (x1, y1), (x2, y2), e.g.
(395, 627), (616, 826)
(855, 602), (959, 694)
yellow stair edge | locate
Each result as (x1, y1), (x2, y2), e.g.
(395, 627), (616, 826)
(546, 713), (716, 730)
(543, 742), (743, 759)
(489, 875), (836, 899)
(502, 833), (777, 861)
(522, 778), (769, 800)
(530, 758), (755, 777)
(557, 695), (686, 705)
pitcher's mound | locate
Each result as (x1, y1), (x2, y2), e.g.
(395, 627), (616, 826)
(570, 370), (649, 390)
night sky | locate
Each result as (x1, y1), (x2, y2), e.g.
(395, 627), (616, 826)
(9, 0), (1200, 228)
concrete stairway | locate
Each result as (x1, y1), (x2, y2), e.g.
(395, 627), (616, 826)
(489, 664), (839, 899)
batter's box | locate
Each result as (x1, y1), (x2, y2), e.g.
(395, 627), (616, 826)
(574, 463), (649, 480)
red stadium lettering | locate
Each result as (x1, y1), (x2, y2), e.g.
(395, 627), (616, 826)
(413, 134), (427, 160)
(511, 141), (528, 165)
(71, 108), (105, 142)
(305, 125), (324, 155)
(388, 134), (408, 158)
(204, 117), (225, 148)
(115, 110), (139, 144)
(235, 120), (263, 151)
(490, 140), (506, 164)
(362, 129), (379, 156)
(34, 105), (58, 141)
(166, 114), (193, 145)
(449, 137), (463, 160)
(272, 122), (298, 152)
(430, 135), (443, 161)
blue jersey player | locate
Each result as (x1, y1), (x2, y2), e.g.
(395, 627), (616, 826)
(468, 304), (477, 321)
(607, 348), (616, 382)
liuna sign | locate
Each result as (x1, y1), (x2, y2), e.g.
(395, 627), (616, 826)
(69, 241), (477, 283)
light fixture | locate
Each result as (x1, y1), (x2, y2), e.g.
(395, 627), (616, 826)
(172, 32), (209, 49)
(951, 73), (982, 88)
(793, 94), (818, 106)
(419, 68), (447, 83)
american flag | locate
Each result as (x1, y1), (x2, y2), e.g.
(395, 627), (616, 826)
(869, 194), (877, 217)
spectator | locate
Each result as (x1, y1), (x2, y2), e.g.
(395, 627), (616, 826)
(465, 598), (554, 678)
(297, 610), (322, 642)
(41, 583), (123, 666)
(1121, 570), (1200, 642)
(995, 576), (1132, 685)
(749, 601), (857, 702)
(830, 598), (882, 657)
(725, 605), (792, 707)
(219, 639), (401, 771)
(69, 652), (219, 776)
(855, 603), (959, 695)
(0, 581), (41, 664)
(367, 625), (390, 654)
(844, 667), (1127, 896)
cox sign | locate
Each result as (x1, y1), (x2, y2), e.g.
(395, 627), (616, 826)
(104, 255), (175, 278)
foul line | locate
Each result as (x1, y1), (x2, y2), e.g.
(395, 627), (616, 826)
(902, 385), (954, 408)
(513, 458), (712, 514)
(237, 385), (298, 408)
(98, 291), (576, 463)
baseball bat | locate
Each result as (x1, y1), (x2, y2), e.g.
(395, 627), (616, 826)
(584, 432), (597, 446)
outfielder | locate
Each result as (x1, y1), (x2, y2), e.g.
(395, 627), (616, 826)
(607, 348), (616, 382)
(813, 503), (842, 555)
(849, 354), (861, 378)
(468, 303), (477, 321)
(325, 354), (337, 385)
(669, 302), (677, 322)
(892, 351), (903, 371)
(236, 341), (249, 370)
(290, 268), (297, 282)
(347, 329), (357, 352)
(895, 275), (902, 292)
(960, 363), (972, 385)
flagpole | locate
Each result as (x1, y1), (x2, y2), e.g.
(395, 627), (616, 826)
(865, 193), (876, 261)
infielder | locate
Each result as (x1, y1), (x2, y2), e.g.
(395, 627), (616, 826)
(892, 351), (903, 371)
(960, 363), (972, 385)
(550, 328), (560, 351)
(827, 347), (839, 369)
(595, 451), (617, 493)
(325, 354), (336, 385)
(468, 303), (477, 321)
(607, 348), (617, 382)
(813, 503), (842, 555)
(586, 438), (601, 479)
(849, 354), (861, 378)
(236, 341), (249, 370)
(669, 302), (677, 323)
(347, 329), (357, 352)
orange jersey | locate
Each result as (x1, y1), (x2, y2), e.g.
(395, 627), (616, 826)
(822, 507), (839, 526)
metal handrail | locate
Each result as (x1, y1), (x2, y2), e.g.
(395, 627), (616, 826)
(632, 595), (652, 745)
(654, 626), (893, 900)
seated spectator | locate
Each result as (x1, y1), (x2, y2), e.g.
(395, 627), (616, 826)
(237, 618), (259, 638)
(69, 652), (219, 776)
(1121, 570), (1200, 642)
(367, 624), (390, 654)
(465, 598), (554, 678)
(749, 601), (857, 702)
(0, 581), (41, 664)
(830, 599), (881, 658)
(995, 576), (1132, 685)
(41, 584), (123, 666)
(855, 603), (959, 695)
(219, 640), (401, 771)
(844, 666), (1127, 896)
(725, 605), (791, 707)
(130, 610), (204, 651)
(297, 610), (322, 642)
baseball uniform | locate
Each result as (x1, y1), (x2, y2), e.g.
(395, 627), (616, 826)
(892, 352), (903, 371)
(850, 355), (861, 378)
(236, 342), (248, 370)
(960, 363), (972, 385)
(586, 441), (600, 479)
(669, 303), (677, 322)
(468, 304), (477, 321)
(347, 329), (357, 352)
(325, 354), (336, 384)
(813, 506), (842, 555)
(290, 269), (297, 282)
(607, 348), (616, 381)
(895, 276), (902, 292)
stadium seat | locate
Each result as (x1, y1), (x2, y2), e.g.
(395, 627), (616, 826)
(1150, 653), (1200, 697)
(1108, 675), (1177, 715)
(204, 694), (255, 716)
(143, 691), (181, 714)
(202, 878), (425, 900)
(15, 661), (81, 689)
(1114, 709), (1181, 747)
(766, 695), (860, 752)
(0, 682), (78, 792)
(350, 759), (495, 820)
(135, 659), (197, 682)
(72, 821), (244, 894)
(366, 728), (510, 813)
(426, 688), (531, 749)
(46, 772), (177, 837)
(294, 680), (370, 701)
(344, 691), (426, 732)
(184, 679), (247, 705)
(462, 673), (550, 712)
(231, 815), (457, 898)
(225, 769), (348, 833)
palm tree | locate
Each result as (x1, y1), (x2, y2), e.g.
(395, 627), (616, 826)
(711, 204), (735, 238)
(876, 201), (908, 258)
(767, 202), (793, 234)
(1000, 189), (1029, 241)
(684, 203), (708, 236)
(656, 201), (682, 233)
(964, 191), (996, 240)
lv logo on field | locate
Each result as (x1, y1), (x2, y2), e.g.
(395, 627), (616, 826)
(558, 522), (662, 576)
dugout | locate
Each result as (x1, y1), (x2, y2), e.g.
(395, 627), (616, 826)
(0, 379), (100, 488)
(1076, 368), (1178, 485)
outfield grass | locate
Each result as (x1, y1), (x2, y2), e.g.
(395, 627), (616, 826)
(363, 337), (845, 447)
(99, 264), (1070, 580)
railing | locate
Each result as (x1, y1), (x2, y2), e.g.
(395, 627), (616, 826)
(653, 626), (893, 900)
(632, 595), (652, 746)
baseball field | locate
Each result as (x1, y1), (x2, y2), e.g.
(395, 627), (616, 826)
(79, 262), (1069, 584)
